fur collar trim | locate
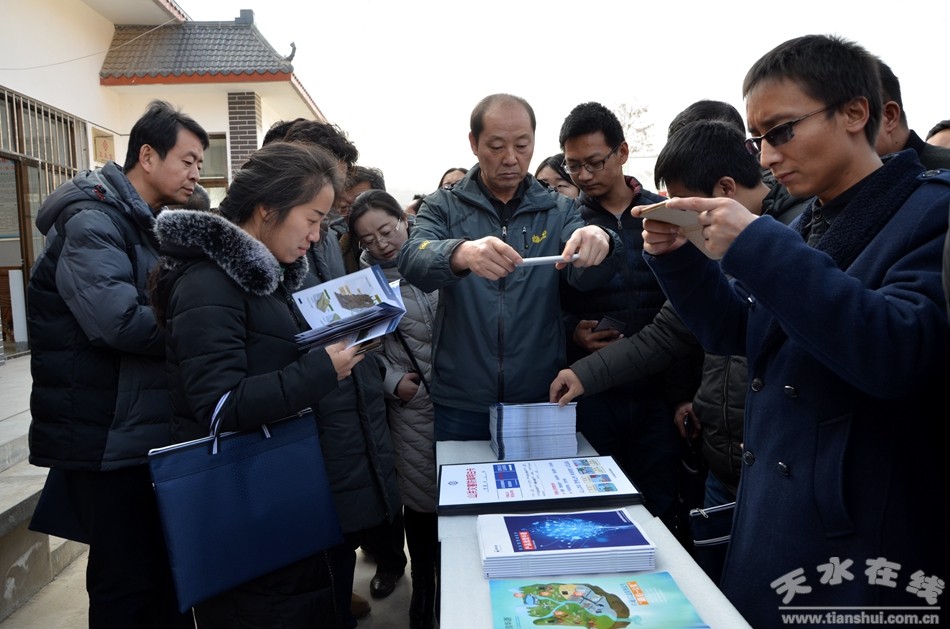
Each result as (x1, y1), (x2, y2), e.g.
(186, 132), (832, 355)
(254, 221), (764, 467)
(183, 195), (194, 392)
(154, 210), (309, 296)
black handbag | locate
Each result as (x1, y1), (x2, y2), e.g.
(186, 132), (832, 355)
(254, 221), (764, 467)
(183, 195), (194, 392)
(688, 501), (735, 585)
(148, 393), (343, 612)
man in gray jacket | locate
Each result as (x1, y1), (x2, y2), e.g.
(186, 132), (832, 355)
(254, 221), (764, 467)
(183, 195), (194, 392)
(399, 93), (619, 441)
(28, 100), (207, 628)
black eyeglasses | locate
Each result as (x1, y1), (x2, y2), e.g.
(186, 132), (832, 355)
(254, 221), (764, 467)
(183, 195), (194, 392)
(744, 105), (835, 156)
(562, 145), (620, 175)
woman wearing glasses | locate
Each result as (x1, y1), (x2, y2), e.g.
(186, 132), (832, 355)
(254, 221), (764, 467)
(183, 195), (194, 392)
(347, 190), (440, 629)
(534, 153), (580, 198)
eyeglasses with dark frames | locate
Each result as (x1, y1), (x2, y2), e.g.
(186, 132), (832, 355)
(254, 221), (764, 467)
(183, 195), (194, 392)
(562, 145), (620, 175)
(744, 105), (835, 156)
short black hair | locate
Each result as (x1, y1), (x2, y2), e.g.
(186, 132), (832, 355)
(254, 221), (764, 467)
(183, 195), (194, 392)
(655, 120), (762, 195)
(668, 100), (745, 138)
(927, 119), (950, 140)
(559, 102), (624, 150)
(282, 120), (359, 167)
(877, 59), (908, 126)
(742, 34), (882, 147)
(262, 118), (307, 146)
(123, 100), (209, 172)
(218, 142), (341, 226)
(346, 165), (386, 192)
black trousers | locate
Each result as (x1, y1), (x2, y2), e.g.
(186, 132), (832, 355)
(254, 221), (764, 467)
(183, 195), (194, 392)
(64, 465), (194, 629)
(359, 509), (408, 575)
(403, 506), (437, 587)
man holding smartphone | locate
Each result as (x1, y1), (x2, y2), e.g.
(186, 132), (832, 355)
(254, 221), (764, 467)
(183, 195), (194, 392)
(557, 102), (683, 534)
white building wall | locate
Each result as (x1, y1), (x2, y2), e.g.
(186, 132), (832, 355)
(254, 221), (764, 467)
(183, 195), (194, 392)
(102, 88), (232, 167)
(1, 0), (310, 166)
(0, 0), (124, 136)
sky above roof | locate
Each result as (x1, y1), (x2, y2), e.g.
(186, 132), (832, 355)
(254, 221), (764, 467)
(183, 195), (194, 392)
(183, 0), (949, 204)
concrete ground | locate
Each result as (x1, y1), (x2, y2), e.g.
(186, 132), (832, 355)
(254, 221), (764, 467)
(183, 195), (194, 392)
(0, 354), (417, 628)
(0, 545), (414, 629)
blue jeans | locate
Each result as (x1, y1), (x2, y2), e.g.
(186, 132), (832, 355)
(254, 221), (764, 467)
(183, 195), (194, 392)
(433, 404), (491, 441)
(704, 471), (736, 508)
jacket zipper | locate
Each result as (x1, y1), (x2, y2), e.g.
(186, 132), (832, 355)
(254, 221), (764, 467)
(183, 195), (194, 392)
(278, 283), (303, 330)
(498, 224), (507, 401)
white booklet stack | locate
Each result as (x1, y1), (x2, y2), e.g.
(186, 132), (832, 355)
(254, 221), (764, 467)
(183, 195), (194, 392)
(489, 402), (577, 460)
(476, 507), (655, 578)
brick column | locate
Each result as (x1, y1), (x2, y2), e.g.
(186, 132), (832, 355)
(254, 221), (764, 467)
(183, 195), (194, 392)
(227, 92), (262, 177)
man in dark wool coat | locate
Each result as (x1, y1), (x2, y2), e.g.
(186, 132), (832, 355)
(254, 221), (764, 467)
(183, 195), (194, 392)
(633, 34), (950, 628)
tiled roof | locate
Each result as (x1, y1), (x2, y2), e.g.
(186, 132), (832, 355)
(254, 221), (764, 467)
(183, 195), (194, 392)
(100, 18), (294, 82)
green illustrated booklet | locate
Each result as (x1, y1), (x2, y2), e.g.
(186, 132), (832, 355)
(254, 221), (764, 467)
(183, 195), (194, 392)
(489, 570), (709, 628)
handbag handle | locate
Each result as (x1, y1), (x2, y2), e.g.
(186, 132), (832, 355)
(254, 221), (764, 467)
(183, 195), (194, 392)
(394, 329), (431, 395)
(208, 391), (273, 455)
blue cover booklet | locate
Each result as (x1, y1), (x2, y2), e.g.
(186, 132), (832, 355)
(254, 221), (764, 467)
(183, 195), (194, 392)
(489, 570), (709, 628)
(498, 509), (650, 552)
(477, 508), (656, 578)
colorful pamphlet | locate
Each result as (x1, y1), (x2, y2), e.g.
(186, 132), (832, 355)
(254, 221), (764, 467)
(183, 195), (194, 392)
(489, 570), (709, 628)
(292, 265), (405, 351)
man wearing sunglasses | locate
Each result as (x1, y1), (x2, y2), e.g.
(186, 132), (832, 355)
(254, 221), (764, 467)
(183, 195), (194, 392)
(634, 34), (950, 627)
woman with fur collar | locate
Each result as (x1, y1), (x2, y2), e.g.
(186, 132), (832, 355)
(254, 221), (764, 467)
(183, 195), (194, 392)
(150, 141), (396, 628)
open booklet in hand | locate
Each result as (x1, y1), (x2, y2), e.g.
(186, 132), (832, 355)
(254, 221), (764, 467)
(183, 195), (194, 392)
(638, 199), (720, 260)
(292, 265), (405, 352)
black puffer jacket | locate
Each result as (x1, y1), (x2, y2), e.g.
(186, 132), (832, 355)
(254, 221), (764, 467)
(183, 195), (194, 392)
(560, 177), (667, 372)
(28, 162), (170, 471)
(152, 210), (399, 535)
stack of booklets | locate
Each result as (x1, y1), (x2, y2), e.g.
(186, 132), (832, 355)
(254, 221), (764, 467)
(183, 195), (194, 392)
(291, 265), (405, 352)
(489, 402), (577, 460)
(476, 507), (655, 578)
(488, 570), (709, 628)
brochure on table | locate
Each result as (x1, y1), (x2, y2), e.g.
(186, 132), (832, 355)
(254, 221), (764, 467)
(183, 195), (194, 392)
(477, 507), (656, 578)
(292, 265), (405, 351)
(437, 455), (641, 515)
(489, 570), (709, 628)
